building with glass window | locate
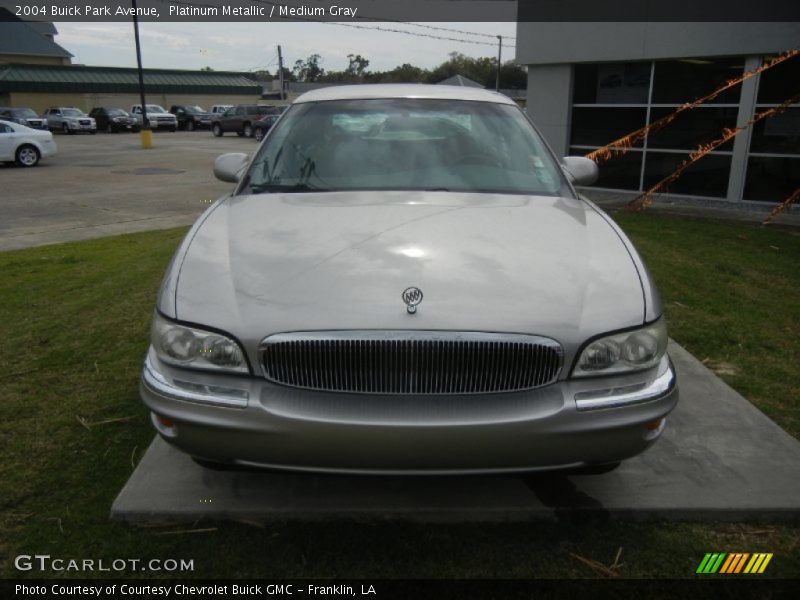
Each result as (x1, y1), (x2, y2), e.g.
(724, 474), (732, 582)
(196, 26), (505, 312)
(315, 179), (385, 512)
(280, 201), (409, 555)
(516, 23), (800, 205)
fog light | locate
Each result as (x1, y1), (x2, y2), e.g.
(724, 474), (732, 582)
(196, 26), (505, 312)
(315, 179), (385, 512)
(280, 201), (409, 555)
(644, 418), (664, 431)
(156, 415), (174, 428)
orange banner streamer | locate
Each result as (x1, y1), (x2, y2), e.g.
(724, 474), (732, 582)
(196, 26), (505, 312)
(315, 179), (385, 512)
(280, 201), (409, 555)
(586, 49), (800, 165)
(625, 92), (800, 213)
(763, 187), (800, 225)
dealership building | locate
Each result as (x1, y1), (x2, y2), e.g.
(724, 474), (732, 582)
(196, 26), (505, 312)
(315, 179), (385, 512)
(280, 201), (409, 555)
(0, 11), (262, 114)
(517, 22), (800, 205)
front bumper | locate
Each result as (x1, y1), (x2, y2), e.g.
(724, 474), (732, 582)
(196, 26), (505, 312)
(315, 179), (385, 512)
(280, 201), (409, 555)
(66, 121), (96, 132)
(149, 119), (177, 129)
(140, 349), (678, 474)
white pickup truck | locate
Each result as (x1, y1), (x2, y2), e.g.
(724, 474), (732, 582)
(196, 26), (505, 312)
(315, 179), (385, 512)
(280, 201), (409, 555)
(130, 104), (178, 131)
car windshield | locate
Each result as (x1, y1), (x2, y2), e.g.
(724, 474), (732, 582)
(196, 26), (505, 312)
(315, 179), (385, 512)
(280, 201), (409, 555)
(108, 109), (128, 116)
(62, 109), (84, 117)
(15, 108), (38, 118)
(146, 105), (166, 113)
(186, 106), (205, 113)
(242, 98), (567, 196)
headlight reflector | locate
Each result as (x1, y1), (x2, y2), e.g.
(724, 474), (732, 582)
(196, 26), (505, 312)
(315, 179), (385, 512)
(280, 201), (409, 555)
(573, 319), (667, 377)
(151, 312), (248, 374)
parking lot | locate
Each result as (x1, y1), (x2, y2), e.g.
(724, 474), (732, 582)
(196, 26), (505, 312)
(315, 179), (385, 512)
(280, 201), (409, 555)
(0, 130), (255, 251)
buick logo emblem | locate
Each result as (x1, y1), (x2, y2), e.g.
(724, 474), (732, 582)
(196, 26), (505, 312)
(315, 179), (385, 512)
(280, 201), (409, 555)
(402, 287), (423, 314)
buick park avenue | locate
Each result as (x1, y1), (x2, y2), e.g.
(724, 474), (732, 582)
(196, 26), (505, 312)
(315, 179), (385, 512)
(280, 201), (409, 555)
(140, 84), (678, 474)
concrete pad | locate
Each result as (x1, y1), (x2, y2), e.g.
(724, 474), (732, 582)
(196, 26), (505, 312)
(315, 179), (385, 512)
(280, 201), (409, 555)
(111, 341), (800, 523)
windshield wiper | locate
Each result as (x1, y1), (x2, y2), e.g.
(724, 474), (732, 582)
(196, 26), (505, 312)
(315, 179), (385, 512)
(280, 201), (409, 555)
(247, 182), (331, 193)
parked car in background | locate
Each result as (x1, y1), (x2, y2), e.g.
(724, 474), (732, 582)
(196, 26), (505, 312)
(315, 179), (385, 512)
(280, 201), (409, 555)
(43, 107), (96, 134)
(211, 104), (280, 137)
(130, 104), (178, 131)
(170, 105), (213, 131)
(210, 104), (233, 116)
(0, 120), (57, 167)
(252, 114), (279, 142)
(0, 107), (49, 130)
(141, 84), (677, 474)
(89, 107), (140, 133)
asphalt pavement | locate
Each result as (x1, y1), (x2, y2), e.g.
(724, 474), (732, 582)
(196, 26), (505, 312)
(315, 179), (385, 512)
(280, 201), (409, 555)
(0, 130), (250, 251)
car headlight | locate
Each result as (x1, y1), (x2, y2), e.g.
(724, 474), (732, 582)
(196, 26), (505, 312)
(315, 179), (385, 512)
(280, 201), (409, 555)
(151, 312), (249, 374)
(572, 318), (668, 377)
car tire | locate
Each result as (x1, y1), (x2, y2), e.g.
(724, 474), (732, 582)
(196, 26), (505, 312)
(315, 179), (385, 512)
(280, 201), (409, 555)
(106, 123), (114, 133)
(62, 123), (70, 135)
(90, 130), (96, 135)
(170, 126), (177, 132)
(15, 144), (40, 167)
(186, 120), (195, 132)
(254, 127), (265, 142)
(212, 123), (223, 137)
(243, 123), (253, 138)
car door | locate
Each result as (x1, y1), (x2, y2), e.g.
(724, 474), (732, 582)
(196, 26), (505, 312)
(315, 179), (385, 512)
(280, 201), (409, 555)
(0, 122), (15, 160)
(229, 106), (245, 131)
(46, 108), (62, 128)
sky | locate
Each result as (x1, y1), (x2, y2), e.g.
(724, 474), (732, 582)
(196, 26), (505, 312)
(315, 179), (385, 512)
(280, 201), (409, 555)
(53, 21), (519, 74)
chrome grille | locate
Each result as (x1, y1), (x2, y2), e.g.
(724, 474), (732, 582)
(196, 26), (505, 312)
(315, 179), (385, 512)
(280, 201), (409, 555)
(260, 331), (563, 394)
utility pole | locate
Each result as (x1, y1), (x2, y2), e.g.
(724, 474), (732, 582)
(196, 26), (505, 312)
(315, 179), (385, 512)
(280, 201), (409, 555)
(131, 0), (151, 148)
(495, 35), (502, 92)
(277, 45), (284, 101)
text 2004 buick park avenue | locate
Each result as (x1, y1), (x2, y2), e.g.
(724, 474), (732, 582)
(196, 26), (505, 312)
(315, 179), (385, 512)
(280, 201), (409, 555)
(140, 84), (678, 474)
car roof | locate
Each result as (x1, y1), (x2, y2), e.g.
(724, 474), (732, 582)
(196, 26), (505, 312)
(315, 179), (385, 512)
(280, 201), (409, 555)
(294, 84), (517, 106)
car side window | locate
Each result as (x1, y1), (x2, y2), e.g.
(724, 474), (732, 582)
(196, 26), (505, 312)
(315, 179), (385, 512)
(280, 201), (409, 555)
(0, 123), (12, 133)
(235, 106), (245, 116)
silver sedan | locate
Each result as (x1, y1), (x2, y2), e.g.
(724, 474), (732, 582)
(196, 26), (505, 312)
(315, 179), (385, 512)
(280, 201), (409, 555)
(140, 84), (678, 474)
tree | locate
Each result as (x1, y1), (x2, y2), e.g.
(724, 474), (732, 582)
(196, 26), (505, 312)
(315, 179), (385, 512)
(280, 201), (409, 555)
(498, 62), (527, 89)
(346, 54), (370, 79)
(373, 63), (427, 83)
(250, 69), (273, 81)
(292, 54), (324, 82)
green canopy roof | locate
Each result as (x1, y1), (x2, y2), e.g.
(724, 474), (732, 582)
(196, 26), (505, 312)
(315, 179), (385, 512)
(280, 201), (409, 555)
(0, 64), (261, 95)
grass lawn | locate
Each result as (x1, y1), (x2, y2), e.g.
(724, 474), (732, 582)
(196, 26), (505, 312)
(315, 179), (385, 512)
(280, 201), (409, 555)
(1, 212), (799, 580)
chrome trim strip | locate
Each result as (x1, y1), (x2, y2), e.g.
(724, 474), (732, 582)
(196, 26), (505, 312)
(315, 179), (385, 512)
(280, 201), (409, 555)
(142, 356), (248, 408)
(574, 363), (676, 411)
(262, 330), (563, 344)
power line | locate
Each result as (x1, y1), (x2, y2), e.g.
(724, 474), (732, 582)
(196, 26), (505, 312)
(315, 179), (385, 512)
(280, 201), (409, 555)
(393, 22), (515, 41)
(247, 0), (514, 40)
(301, 19), (516, 49)
(247, 54), (279, 72)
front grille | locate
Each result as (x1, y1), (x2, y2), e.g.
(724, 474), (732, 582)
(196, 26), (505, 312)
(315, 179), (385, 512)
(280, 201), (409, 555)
(79, 119), (91, 125)
(260, 331), (563, 394)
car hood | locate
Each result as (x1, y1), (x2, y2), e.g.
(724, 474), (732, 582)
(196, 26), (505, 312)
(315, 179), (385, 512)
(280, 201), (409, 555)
(168, 191), (646, 359)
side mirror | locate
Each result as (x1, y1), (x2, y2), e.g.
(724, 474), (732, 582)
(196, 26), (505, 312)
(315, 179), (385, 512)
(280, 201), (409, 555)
(562, 156), (599, 186)
(214, 153), (249, 183)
